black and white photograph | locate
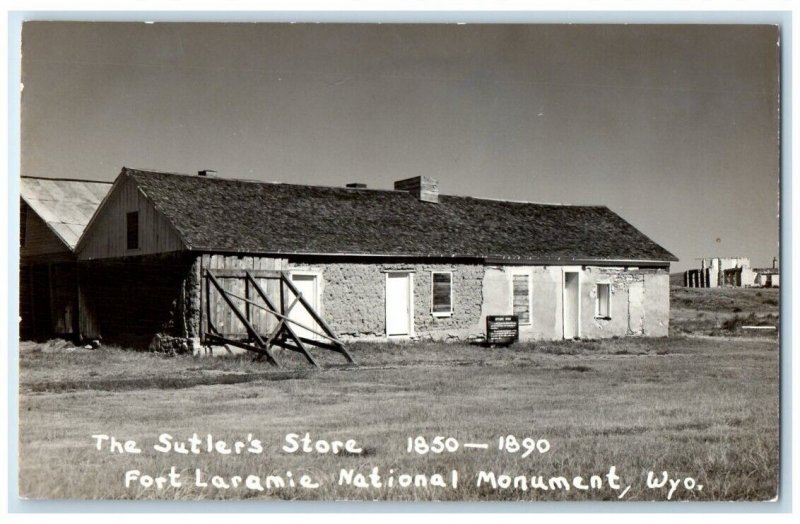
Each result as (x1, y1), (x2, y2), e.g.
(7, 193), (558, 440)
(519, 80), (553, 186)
(13, 16), (782, 504)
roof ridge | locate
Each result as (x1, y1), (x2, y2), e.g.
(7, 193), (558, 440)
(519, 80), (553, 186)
(443, 194), (609, 208)
(21, 175), (113, 184)
(127, 167), (611, 208)
(127, 167), (411, 195)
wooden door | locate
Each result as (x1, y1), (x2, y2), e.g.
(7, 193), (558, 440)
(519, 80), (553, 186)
(386, 272), (412, 336)
(289, 274), (320, 341)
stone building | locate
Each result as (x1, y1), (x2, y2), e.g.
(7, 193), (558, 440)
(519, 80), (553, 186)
(683, 256), (778, 288)
(73, 167), (677, 350)
(752, 258), (780, 288)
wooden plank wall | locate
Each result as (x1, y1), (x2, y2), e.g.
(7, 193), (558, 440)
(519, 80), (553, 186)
(201, 254), (286, 339)
(50, 262), (78, 336)
(78, 175), (185, 260)
(512, 275), (531, 324)
(78, 281), (101, 340)
(19, 259), (81, 340)
(21, 201), (70, 257)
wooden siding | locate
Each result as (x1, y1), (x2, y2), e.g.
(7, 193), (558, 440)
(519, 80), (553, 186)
(76, 253), (196, 345)
(19, 261), (78, 339)
(77, 281), (100, 340)
(512, 274), (531, 324)
(78, 175), (185, 260)
(21, 201), (71, 257)
(200, 254), (286, 339)
(21, 177), (112, 250)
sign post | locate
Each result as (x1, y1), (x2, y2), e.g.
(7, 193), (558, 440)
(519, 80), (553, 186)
(486, 315), (519, 346)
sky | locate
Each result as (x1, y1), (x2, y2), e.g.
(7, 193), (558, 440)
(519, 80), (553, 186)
(20, 22), (780, 272)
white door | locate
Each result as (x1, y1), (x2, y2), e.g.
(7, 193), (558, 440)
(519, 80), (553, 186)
(386, 272), (412, 336)
(289, 274), (319, 341)
(563, 272), (580, 339)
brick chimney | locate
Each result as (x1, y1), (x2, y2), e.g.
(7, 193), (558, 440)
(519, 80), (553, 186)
(394, 176), (439, 203)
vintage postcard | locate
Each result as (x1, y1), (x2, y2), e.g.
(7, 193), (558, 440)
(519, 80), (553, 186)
(16, 20), (781, 503)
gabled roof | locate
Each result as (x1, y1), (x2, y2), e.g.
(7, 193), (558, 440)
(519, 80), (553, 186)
(119, 167), (677, 264)
(20, 176), (113, 250)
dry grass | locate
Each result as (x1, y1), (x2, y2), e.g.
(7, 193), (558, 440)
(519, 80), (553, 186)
(17, 286), (780, 502)
(670, 286), (780, 337)
(18, 332), (779, 501)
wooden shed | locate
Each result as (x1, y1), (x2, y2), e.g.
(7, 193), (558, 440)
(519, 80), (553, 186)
(19, 176), (112, 340)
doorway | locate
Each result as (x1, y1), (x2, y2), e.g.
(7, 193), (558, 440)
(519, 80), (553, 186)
(386, 272), (413, 337)
(289, 273), (320, 341)
(563, 271), (580, 339)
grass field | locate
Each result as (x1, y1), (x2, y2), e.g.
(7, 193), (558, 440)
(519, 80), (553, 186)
(670, 285), (780, 337)
(17, 286), (780, 501)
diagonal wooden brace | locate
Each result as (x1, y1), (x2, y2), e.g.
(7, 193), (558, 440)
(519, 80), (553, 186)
(244, 271), (318, 367)
(206, 271), (280, 367)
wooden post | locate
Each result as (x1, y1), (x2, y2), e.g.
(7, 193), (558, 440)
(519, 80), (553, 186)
(282, 274), (352, 348)
(179, 275), (187, 338)
(48, 262), (55, 335)
(243, 271), (318, 366)
(207, 271), (281, 366)
(245, 277), (251, 341)
(198, 255), (205, 341)
(199, 268), (352, 367)
(74, 263), (81, 340)
(29, 264), (36, 338)
(245, 271), (317, 366)
(204, 269), (209, 333)
(220, 284), (341, 344)
(279, 275), (285, 317)
(279, 272), (355, 364)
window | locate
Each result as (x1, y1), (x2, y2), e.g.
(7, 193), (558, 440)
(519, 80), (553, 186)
(596, 283), (611, 319)
(431, 271), (452, 316)
(512, 274), (531, 325)
(126, 211), (139, 250)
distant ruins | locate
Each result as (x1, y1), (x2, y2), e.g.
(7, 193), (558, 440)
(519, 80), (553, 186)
(684, 257), (779, 288)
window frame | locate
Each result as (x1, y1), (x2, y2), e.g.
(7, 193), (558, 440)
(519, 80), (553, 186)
(510, 272), (532, 326)
(595, 282), (612, 320)
(430, 270), (453, 318)
(126, 211), (140, 251)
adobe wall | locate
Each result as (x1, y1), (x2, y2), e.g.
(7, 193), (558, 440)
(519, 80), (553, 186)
(287, 260), (485, 341)
(81, 253), (670, 351)
(480, 265), (670, 340)
(288, 260), (669, 341)
(642, 270), (670, 336)
(480, 266), (562, 340)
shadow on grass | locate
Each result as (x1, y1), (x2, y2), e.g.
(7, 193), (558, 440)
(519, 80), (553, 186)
(24, 369), (309, 394)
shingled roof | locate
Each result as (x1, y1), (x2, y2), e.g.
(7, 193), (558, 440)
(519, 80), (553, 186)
(122, 167), (677, 264)
(21, 176), (113, 250)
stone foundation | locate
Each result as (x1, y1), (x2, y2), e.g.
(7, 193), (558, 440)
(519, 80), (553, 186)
(148, 334), (193, 355)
